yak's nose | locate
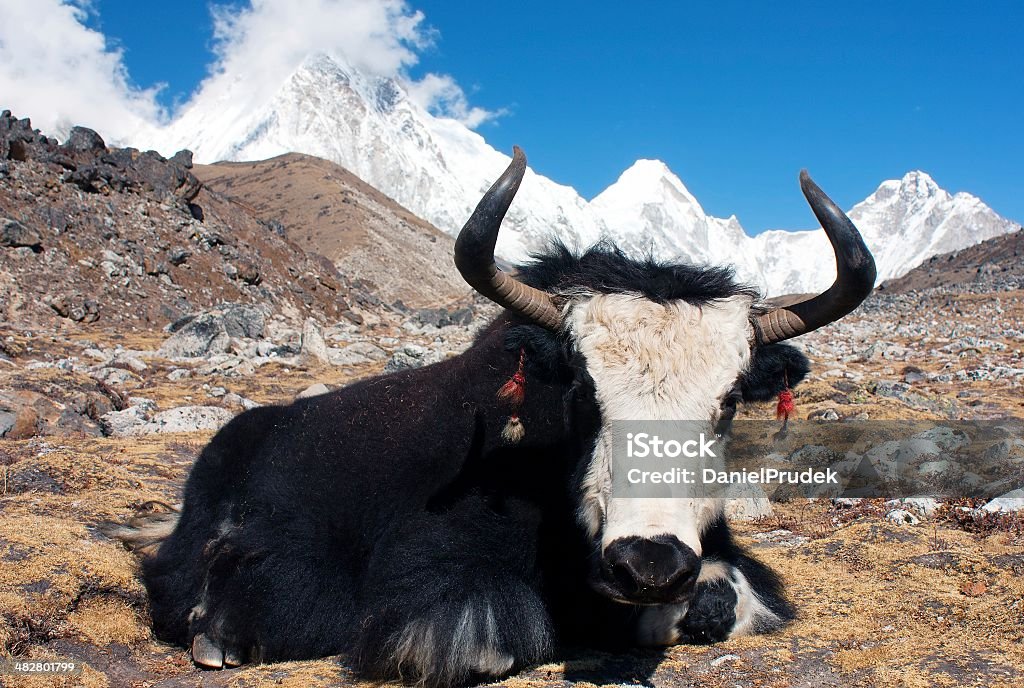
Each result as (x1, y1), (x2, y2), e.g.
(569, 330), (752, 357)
(602, 534), (701, 604)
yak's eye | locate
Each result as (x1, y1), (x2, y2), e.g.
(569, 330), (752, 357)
(715, 387), (742, 435)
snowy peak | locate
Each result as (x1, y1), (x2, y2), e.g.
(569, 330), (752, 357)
(143, 53), (1020, 296)
(594, 159), (704, 212)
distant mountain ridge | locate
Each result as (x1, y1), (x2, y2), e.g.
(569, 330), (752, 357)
(146, 53), (1020, 295)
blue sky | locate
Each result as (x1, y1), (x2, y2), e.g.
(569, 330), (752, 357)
(21, 1), (1024, 231)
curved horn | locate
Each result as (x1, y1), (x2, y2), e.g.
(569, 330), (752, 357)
(755, 171), (877, 344)
(455, 147), (561, 330)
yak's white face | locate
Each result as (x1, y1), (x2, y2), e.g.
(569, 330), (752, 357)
(566, 292), (754, 603)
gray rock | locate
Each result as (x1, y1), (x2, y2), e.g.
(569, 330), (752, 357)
(1, 217), (42, 250)
(91, 367), (139, 386)
(724, 497), (773, 521)
(885, 497), (941, 518)
(980, 488), (1024, 513)
(221, 304), (265, 339)
(328, 348), (372, 366)
(341, 342), (387, 361)
(63, 126), (106, 153)
(221, 393), (259, 410)
(99, 406), (150, 437)
(886, 508), (920, 525)
(384, 344), (443, 373)
(750, 529), (810, 546)
(167, 368), (192, 381)
(159, 313), (231, 359)
(893, 438), (941, 463)
(296, 383), (331, 399)
(0, 409), (16, 437)
(912, 426), (969, 452)
(300, 318), (330, 365)
(982, 439), (1012, 463)
(111, 352), (148, 373)
(917, 460), (951, 477)
(127, 406), (235, 435)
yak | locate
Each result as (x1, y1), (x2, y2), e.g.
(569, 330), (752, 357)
(115, 147), (875, 686)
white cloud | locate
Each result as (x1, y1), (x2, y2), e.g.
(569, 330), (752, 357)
(200, 0), (501, 129)
(0, 0), (500, 145)
(0, 0), (165, 142)
(404, 73), (506, 128)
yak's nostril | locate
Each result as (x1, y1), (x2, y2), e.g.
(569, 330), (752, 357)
(610, 560), (644, 593)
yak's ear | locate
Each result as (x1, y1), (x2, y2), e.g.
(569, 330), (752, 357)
(740, 343), (810, 402)
(505, 324), (567, 380)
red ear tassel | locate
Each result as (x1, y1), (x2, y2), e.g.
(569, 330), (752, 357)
(776, 369), (794, 421)
(776, 389), (795, 421)
(497, 348), (527, 407)
(498, 348), (527, 443)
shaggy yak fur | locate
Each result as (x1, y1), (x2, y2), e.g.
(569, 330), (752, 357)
(127, 242), (810, 687)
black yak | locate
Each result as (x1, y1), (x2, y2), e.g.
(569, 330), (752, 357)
(115, 148), (875, 686)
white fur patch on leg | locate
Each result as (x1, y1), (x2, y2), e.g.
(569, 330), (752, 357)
(727, 567), (782, 637)
(392, 603), (515, 683)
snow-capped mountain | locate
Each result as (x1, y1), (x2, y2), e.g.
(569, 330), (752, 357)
(146, 53), (1019, 295)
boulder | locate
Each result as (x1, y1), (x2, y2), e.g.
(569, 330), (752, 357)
(159, 313), (231, 359)
(300, 318), (330, 365)
(126, 406), (235, 435)
(980, 488), (1024, 513)
(62, 126), (106, 153)
(1, 218), (42, 250)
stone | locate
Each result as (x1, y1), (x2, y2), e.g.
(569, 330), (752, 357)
(917, 460), (951, 477)
(100, 406), (150, 437)
(384, 344), (443, 373)
(724, 497), (773, 521)
(341, 341), (387, 361)
(750, 529), (810, 547)
(221, 304), (266, 339)
(221, 393), (259, 410)
(886, 509), (920, 525)
(300, 318), (330, 364)
(912, 426), (969, 452)
(980, 488), (1024, 513)
(159, 313), (231, 358)
(885, 497), (941, 518)
(126, 406), (235, 435)
(167, 368), (192, 381)
(63, 126), (106, 153)
(296, 383), (331, 400)
(1, 218), (42, 250)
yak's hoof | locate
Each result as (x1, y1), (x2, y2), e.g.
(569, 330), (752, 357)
(678, 578), (737, 644)
(192, 633), (225, 669)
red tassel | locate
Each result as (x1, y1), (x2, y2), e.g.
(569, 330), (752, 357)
(776, 389), (794, 421)
(497, 348), (527, 407)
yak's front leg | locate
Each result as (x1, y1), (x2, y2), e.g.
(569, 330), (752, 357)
(678, 556), (794, 643)
(635, 555), (793, 646)
(353, 497), (554, 687)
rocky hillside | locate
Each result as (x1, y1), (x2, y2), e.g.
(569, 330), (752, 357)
(195, 153), (468, 308)
(0, 111), (377, 333)
(880, 228), (1024, 295)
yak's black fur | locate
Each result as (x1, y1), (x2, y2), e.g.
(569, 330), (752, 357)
(138, 247), (803, 687)
(517, 240), (761, 304)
